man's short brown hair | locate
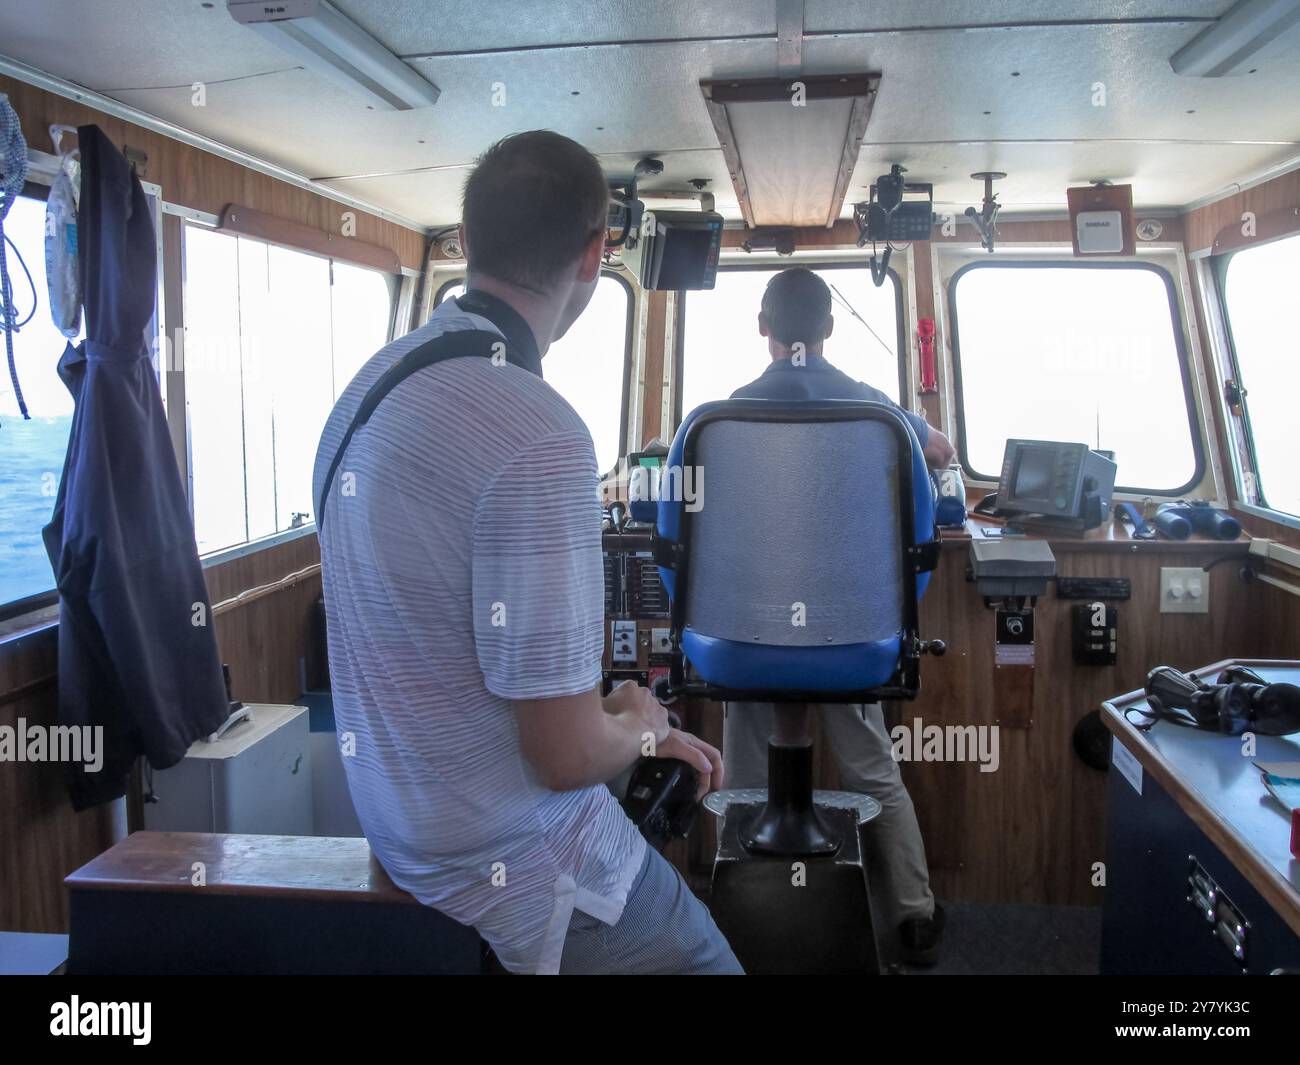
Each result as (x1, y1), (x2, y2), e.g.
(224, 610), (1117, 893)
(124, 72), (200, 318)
(461, 130), (608, 290)
(761, 268), (833, 347)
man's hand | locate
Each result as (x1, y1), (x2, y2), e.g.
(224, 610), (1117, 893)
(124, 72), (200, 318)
(923, 425), (956, 469)
(603, 681), (670, 749)
(656, 728), (724, 800)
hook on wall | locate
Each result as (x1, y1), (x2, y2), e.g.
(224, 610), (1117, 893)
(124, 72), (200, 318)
(49, 124), (80, 158)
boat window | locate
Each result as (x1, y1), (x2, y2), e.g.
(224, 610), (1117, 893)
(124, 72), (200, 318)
(0, 191), (84, 614)
(677, 264), (905, 420)
(1219, 232), (1300, 519)
(436, 273), (633, 476)
(183, 225), (394, 555)
(949, 261), (1202, 494)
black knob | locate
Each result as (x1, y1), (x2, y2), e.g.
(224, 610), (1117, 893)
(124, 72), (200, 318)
(651, 674), (677, 705)
(923, 638), (947, 657)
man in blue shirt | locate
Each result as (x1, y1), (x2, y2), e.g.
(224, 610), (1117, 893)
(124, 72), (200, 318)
(724, 267), (953, 966)
(731, 268), (954, 466)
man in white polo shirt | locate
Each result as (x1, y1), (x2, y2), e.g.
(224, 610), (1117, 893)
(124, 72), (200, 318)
(312, 131), (739, 975)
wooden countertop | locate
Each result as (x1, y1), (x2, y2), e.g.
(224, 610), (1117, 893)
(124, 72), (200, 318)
(1102, 659), (1300, 937)
(943, 512), (1256, 554)
(66, 831), (416, 905)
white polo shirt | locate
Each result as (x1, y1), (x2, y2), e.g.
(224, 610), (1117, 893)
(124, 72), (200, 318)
(312, 293), (644, 974)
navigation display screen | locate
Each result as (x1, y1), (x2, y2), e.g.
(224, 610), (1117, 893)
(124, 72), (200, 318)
(1013, 447), (1055, 501)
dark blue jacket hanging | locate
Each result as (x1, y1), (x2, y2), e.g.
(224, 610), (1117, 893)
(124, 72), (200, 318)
(42, 125), (228, 811)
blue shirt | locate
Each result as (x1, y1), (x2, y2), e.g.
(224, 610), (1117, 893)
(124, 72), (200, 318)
(729, 354), (929, 447)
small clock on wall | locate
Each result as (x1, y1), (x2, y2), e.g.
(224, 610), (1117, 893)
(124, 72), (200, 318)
(1136, 219), (1164, 241)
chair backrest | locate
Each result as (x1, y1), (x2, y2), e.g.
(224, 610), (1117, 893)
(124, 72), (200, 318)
(656, 400), (935, 698)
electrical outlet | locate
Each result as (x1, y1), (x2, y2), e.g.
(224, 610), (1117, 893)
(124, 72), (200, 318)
(1160, 567), (1209, 614)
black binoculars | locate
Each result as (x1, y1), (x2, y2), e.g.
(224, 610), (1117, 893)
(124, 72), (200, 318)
(1154, 500), (1241, 541)
(1144, 664), (1300, 736)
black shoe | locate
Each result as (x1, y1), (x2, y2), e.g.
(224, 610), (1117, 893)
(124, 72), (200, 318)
(899, 903), (945, 968)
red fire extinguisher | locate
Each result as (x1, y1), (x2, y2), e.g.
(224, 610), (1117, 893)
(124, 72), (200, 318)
(917, 318), (938, 394)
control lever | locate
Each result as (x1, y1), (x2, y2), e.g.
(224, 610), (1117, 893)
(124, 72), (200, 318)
(622, 758), (699, 850)
(618, 676), (698, 849)
(651, 673), (677, 705)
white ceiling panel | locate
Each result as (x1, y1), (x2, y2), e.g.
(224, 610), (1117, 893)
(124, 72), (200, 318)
(803, 0), (1232, 31)
(0, 0), (300, 89)
(0, 1), (1297, 227)
(802, 25), (1300, 143)
(334, 0), (779, 54)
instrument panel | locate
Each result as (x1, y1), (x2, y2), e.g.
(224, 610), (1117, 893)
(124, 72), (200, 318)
(601, 527), (673, 694)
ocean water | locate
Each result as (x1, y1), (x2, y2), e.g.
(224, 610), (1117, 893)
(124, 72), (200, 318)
(0, 414), (71, 606)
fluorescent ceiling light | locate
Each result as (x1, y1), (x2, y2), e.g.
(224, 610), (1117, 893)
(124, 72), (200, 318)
(701, 74), (879, 228)
(227, 0), (440, 110)
(1170, 0), (1300, 76)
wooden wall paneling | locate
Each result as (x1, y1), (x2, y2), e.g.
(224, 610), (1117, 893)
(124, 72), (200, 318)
(0, 530), (324, 932)
(205, 533), (324, 704)
(911, 240), (944, 428)
(1184, 169), (1300, 254)
(899, 543), (1271, 907)
(0, 627), (119, 933)
(1260, 582), (1300, 659)
(640, 290), (669, 446)
(219, 203), (402, 274)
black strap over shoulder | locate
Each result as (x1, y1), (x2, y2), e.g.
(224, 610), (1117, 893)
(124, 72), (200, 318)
(316, 328), (506, 532)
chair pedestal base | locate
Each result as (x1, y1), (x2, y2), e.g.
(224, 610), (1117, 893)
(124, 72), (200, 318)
(740, 742), (841, 855)
(711, 802), (879, 975)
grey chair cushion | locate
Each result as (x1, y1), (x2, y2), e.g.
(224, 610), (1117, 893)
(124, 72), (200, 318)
(683, 417), (903, 647)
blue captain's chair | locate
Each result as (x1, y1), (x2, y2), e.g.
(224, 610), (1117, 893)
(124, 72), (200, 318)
(652, 399), (944, 859)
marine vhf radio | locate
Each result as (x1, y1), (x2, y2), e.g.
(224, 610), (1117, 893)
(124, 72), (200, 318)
(853, 164), (934, 286)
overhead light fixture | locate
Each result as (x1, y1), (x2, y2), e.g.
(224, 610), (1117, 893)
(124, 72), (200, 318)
(227, 0), (440, 110)
(700, 73), (880, 228)
(1169, 0), (1300, 76)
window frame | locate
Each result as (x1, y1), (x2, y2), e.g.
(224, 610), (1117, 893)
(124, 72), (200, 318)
(947, 258), (1206, 497)
(0, 182), (60, 623)
(671, 260), (907, 429)
(1211, 233), (1300, 519)
(179, 220), (400, 557)
(433, 270), (636, 468)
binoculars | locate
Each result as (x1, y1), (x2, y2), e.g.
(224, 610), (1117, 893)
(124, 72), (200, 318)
(1145, 664), (1300, 737)
(1154, 500), (1241, 541)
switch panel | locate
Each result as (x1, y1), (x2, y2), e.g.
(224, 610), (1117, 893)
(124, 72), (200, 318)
(650, 627), (672, 656)
(1160, 567), (1209, 614)
(1072, 602), (1117, 665)
(611, 620), (638, 663)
